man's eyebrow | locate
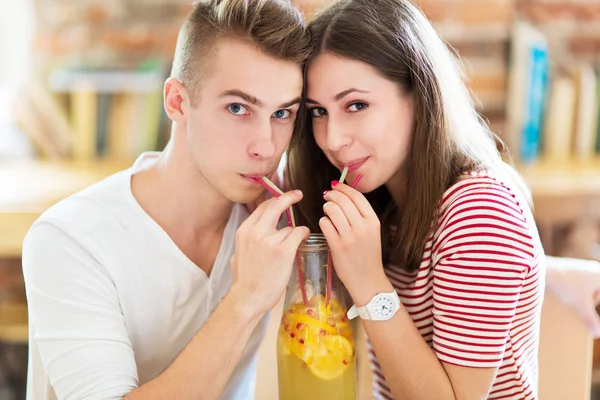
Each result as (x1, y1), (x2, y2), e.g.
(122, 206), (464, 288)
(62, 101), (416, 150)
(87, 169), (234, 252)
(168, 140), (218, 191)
(219, 89), (263, 107)
(278, 97), (302, 108)
(219, 90), (301, 109)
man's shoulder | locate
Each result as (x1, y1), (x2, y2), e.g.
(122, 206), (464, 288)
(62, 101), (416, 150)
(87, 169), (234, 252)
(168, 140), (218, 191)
(32, 168), (133, 237)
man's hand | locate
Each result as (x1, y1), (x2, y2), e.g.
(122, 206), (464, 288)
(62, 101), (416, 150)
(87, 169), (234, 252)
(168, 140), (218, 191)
(232, 190), (310, 315)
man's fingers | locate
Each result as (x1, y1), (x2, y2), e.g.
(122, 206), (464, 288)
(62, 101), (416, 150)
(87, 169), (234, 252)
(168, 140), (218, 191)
(244, 193), (272, 225)
(254, 190), (304, 231)
(267, 226), (295, 244)
(282, 226), (311, 252)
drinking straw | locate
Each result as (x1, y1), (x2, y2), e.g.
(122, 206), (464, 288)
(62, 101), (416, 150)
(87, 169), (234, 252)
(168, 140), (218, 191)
(258, 176), (297, 227)
(252, 176), (309, 306)
(325, 166), (348, 307)
(325, 252), (334, 308)
(350, 173), (363, 189)
(339, 166), (349, 185)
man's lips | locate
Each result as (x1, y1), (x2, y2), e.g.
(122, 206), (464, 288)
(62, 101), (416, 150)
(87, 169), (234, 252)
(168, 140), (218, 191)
(241, 174), (267, 179)
(240, 170), (275, 179)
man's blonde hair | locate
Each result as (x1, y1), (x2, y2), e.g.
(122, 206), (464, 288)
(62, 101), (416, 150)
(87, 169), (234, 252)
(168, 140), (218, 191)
(171, 0), (310, 105)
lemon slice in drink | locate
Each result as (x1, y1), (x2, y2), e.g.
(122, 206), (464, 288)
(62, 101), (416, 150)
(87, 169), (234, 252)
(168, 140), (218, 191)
(307, 335), (354, 381)
(292, 313), (338, 335)
(307, 295), (345, 317)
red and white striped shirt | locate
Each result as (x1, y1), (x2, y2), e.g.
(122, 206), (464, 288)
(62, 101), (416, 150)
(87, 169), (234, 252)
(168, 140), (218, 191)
(369, 172), (545, 400)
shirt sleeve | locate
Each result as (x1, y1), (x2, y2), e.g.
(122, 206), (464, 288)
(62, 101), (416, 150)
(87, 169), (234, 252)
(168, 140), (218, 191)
(22, 221), (139, 399)
(431, 183), (538, 368)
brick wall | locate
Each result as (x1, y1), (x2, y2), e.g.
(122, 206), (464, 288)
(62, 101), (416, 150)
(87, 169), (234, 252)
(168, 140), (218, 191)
(30, 0), (600, 95)
(410, 0), (599, 139)
(32, 0), (192, 71)
(518, 0), (600, 63)
(416, 0), (516, 133)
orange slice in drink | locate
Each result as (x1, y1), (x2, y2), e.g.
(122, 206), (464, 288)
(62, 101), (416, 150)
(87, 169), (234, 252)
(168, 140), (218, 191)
(307, 335), (354, 381)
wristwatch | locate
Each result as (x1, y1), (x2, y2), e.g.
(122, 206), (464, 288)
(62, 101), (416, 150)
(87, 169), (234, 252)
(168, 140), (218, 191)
(347, 290), (401, 321)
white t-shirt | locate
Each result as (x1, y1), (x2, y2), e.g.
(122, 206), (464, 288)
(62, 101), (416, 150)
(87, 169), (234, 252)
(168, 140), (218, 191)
(22, 152), (269, 400)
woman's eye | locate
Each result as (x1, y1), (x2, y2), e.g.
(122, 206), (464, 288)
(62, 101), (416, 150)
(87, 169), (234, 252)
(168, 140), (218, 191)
(348, 102), (368, 112)
(310, 107), (327, 117)
(272, 109), (291, 119)
(228, 104), (248, 115)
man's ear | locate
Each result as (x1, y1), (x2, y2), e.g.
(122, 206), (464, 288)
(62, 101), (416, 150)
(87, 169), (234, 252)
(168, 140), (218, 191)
(164, 77), (190, 124)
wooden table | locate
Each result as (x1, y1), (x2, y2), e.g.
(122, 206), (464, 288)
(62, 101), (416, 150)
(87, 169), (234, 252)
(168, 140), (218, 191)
(0, 159), (128, 343)
(0, 159), (129, 258)
(519, 158), (600, 258)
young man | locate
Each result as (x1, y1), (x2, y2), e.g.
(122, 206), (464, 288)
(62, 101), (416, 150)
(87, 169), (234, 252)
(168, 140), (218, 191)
(21, 1), (310, 399)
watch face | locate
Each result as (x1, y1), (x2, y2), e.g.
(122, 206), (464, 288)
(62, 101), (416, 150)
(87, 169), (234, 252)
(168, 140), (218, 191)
(374, 295), (396, 318)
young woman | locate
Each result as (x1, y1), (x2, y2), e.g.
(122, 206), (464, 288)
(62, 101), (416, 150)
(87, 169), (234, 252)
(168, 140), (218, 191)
(287, 0), (544, 398)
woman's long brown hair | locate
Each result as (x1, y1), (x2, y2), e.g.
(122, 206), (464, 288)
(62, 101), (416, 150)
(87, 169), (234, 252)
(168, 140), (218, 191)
(288, 0), (509, 273)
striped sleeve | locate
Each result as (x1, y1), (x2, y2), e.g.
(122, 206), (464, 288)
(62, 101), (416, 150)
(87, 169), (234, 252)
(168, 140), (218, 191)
(431, 180), (535, 368)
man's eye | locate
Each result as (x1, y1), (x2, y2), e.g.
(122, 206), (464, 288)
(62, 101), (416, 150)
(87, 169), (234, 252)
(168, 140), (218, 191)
(228, 104), (248, 115)
(272, 109), (291, 119)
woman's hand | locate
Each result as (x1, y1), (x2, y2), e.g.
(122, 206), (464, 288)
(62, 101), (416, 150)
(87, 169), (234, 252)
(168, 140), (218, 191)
(321, 181), (393, 305)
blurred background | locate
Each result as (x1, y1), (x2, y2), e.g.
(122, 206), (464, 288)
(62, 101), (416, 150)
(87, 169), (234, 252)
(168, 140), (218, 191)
(0, 0), (599, 399)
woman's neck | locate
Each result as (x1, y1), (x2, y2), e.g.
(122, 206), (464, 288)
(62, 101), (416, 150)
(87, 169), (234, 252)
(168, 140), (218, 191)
(384, 167), (408, 208)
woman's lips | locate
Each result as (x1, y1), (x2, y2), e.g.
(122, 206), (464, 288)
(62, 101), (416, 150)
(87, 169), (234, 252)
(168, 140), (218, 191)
(342, 157), (369, 173)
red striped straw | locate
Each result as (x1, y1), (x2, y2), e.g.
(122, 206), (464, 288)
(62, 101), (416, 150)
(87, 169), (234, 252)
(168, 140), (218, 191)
(325, 172), (364, 307)
(350, 173), (364, 188)
(252, 177), (309, 306)
(325, 252), (334, 307)
(326, 167), (348, 307)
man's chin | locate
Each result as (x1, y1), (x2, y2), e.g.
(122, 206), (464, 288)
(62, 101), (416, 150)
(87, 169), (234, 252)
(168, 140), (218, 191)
(225, 187), (265, 207)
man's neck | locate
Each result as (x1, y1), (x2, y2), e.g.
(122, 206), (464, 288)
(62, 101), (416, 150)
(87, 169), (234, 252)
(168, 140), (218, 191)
(131, 131), (234, 273)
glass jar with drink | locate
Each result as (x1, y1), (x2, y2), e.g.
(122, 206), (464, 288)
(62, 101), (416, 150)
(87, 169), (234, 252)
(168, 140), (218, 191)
(277, 233), (357, 399)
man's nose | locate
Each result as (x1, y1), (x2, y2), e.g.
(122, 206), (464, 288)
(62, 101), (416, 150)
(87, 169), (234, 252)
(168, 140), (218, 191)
(248, 119), (276, 159)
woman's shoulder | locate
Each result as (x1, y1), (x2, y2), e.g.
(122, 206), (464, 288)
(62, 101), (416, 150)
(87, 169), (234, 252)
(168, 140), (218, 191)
(434, 168), (538, 249)
(439, 169), (529, 219)
(432, 168), (542, 273)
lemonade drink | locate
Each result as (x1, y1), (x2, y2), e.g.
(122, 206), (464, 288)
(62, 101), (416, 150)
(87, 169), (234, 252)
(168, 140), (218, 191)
(277, 295), (357, 399)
